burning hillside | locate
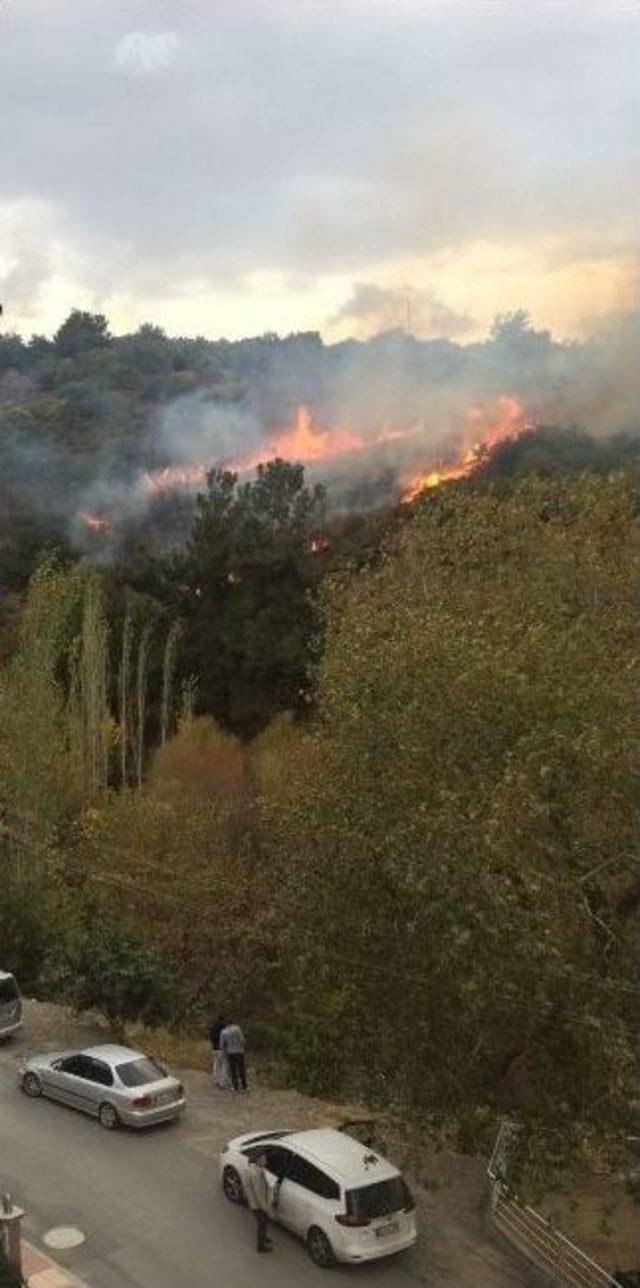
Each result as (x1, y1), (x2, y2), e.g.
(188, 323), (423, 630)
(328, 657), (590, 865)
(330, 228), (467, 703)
(26, 312), (632, 556)
(76, 395), (532, 539)
(142, 405), (416, 499)
(400, 395), (529, 502)
(140, 396), (528, 508)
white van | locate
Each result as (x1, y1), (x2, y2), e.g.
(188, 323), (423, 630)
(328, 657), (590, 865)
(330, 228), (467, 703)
(0, 971), (22, 1039)
(220, 1127), (417, 1267)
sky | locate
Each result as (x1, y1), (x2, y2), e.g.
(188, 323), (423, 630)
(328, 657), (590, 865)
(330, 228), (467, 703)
(1, 0), (637, 343)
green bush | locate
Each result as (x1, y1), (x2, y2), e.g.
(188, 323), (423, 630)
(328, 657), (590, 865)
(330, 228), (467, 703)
(0, 886), (52, 993)
(52, 898), (175, 1036)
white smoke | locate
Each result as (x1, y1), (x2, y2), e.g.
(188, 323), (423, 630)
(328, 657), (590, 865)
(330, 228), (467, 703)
(1, 311), (636, 561)
(331, 282), (476, 340)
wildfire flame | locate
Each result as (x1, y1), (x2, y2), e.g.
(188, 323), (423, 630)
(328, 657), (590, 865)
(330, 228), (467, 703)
(241, 405), (365, 470)
(79, 510), (110, 534)
(400, 395), (528, 503)
(85, 397), (530, 531)
(308, 536), (331, 554)
(142, 405), (414, 497)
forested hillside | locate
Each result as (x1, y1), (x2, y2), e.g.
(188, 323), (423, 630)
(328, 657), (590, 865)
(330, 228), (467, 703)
(1, 308), (636, 589)
(0, 308), (637, 1190)
(0, 434), (636, 1188)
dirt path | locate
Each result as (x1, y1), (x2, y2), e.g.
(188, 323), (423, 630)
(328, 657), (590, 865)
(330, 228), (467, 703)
(8, 999), (539, 1286)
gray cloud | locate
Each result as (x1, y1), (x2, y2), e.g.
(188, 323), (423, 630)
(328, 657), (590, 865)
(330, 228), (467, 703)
(0, 0), (637, 332)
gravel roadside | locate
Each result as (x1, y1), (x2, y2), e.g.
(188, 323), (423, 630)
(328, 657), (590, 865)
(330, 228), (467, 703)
(3, 998), (537, 1287)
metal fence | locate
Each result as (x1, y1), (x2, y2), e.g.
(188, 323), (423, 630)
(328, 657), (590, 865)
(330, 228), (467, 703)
(487, 1122), (626, 1288)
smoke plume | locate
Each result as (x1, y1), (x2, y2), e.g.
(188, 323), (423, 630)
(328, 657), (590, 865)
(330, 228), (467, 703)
(0, 310), (637, 565)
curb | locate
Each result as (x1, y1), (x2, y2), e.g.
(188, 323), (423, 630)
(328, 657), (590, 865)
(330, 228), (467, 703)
(22, 1241), (88, 1288)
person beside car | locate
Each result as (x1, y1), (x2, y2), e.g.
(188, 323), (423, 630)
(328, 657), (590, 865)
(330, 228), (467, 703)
(245, 1152), (273, 1252)
(219, 1021), (247, 1091)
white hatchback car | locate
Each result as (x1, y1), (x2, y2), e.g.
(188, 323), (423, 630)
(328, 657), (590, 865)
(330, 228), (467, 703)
(220, 1127), (417, 1267)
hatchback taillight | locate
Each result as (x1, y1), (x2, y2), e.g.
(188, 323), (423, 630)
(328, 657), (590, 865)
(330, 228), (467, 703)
(335, 1213), (371, 1228)
(131, 1094), (153, 1109)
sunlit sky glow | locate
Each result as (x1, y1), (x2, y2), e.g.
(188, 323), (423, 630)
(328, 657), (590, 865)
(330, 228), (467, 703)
(1, 0), (637, 342)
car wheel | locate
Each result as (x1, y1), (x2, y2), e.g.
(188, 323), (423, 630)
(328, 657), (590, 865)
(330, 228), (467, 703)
(98, 1101), (119, 1131)
(222, 1164), (245, 1200)
(21, 1071), (42, 1098)
(222, 1166), (245, 1205)
(307, 1226), (336, 1268)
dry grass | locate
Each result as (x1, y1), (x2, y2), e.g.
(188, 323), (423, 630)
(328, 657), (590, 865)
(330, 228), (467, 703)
(124, 1021), (213, 1073)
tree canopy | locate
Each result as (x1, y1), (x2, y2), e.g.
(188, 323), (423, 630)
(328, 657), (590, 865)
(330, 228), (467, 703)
(263, 470), (636, 1173)
(179, 459), (326, 734)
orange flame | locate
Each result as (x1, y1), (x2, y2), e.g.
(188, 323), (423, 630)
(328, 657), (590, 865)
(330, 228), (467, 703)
(400, 395), (528, 504)
(79, 510), (109, 534)
(143, 405), (413, 497)
(140, 397), (528, 507)
(239, 405), (365, 471)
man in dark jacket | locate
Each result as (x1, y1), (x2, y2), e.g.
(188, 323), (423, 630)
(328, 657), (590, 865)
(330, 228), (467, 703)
(209, 1016), (228, 1088)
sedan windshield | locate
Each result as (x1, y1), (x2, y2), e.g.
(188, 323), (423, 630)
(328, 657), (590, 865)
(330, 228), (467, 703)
(116, 1057), (166, 1087)
(347, 1176), (411, 1220)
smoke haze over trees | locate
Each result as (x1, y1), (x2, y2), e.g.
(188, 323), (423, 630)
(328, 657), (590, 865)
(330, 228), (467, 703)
(0, 308), (637, 587)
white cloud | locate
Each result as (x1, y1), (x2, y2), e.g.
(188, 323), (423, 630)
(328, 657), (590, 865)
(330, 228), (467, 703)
(114, 31), (179, 77)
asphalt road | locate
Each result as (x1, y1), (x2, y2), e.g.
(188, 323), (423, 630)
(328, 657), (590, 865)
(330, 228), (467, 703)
(0, 1052), (416, 1288)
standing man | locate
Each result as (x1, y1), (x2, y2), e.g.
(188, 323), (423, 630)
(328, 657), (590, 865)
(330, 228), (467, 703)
(245, 1152), (273, 1253)
(209, 1015), (228, 1088)
(220, 1019), (247, 1092)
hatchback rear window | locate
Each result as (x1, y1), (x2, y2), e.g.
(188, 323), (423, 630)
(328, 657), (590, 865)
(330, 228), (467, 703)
(243, 1131), (292, 1146)
(0, 978), (19, 1004)
(347, 1176), (412, 1220)
(116, 1057), (165, 1087)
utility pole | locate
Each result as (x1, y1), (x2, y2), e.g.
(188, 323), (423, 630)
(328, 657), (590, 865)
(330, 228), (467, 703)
(0, 1193), (24, 1281)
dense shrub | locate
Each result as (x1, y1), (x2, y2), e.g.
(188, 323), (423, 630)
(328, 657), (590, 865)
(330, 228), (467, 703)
(52, 898), (175, 1035)
(0, 886), (55, 994)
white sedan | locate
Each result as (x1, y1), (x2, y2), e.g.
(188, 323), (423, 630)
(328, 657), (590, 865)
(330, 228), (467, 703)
(220, 1126), (417, 1267)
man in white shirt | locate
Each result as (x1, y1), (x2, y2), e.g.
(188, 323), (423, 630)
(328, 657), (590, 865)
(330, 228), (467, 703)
(245, 1153), (273, 1252)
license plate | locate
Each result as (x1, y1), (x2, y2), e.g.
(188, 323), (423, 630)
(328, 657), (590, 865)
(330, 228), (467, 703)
(375, 1221), (399, 1238)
